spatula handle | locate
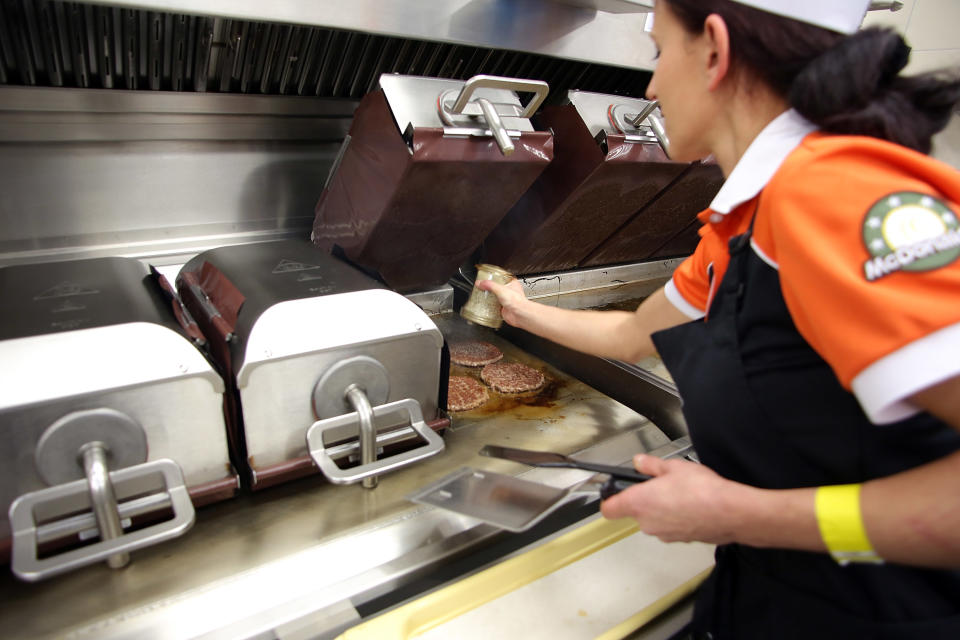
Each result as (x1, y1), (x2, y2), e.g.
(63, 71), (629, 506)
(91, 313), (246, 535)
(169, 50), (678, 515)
(575, 460), (651, 483)
(599, 477), (640, 500)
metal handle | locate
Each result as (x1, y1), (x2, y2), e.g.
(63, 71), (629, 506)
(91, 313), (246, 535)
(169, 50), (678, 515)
(9, 459), (195, 582)
(345, 384), (378, 489)
(629, 100), (660, 127)
(477, 97), (515, 156)
(647, 112), (670, 158)
(868, 1), (904, 11)
(450, 75), (549, 118)
(79, 442), (129, 569)
(307, 398), (445, 485)
(627, 99), (670, 157)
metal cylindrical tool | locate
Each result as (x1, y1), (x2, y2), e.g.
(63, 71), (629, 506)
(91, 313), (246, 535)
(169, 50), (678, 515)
(460, 264), (514, 329)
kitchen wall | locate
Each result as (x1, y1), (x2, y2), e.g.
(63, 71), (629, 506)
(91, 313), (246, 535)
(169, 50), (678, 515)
(862, 0), (960, 168)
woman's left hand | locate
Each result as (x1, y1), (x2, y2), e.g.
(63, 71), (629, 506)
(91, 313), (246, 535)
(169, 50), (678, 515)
(600, 454), (748, 545)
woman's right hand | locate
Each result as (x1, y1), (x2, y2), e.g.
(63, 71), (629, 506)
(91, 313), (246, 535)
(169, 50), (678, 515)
(476, 278), (529, 327)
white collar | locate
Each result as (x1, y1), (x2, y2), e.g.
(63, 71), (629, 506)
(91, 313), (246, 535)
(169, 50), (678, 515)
(708, 109), (817, 215)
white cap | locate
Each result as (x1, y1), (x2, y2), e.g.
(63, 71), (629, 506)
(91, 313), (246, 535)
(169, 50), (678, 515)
(730, 0), (870, 35)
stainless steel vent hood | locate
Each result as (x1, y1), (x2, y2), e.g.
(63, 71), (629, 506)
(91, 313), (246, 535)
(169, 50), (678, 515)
(0, 0), (656, 99)
(62, 0), (660, 71)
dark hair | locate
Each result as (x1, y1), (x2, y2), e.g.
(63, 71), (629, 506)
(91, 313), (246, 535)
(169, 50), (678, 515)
(663, 0), (960, 153)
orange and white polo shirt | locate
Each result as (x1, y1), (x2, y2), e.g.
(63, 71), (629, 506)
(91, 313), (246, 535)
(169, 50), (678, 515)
(664, 109), (960, 425)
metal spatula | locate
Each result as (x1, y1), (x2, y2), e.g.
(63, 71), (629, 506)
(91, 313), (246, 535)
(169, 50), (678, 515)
(407, 467), (612, 533)
(479, 445), (652, 486)
(408, 448), (649, 533)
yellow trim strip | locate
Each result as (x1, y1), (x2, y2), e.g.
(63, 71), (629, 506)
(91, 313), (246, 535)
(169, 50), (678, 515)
(338, 517), (641, 640)
(594, 566), (712, 640)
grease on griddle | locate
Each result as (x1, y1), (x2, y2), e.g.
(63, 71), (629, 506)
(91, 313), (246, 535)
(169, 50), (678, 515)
(450, 364), (561, 415)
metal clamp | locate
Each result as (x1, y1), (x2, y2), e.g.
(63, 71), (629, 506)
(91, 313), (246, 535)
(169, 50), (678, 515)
(307, 398), (445, 485)
(9, 458), (195, 582)
(438, 74), (550, 156)
(451, 75), (549, 119)
(610, 100), (670, 157)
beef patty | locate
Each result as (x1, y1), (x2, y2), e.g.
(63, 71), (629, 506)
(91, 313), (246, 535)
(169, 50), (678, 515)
(480, 362), (545, 394)
(447, 375), (490, 412)
(449, 340), (503, 367)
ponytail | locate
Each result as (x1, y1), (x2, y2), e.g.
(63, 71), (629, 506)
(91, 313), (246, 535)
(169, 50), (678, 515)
(789, 28), (960, 153)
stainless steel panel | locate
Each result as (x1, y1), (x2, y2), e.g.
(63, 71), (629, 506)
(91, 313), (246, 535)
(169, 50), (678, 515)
(0, 86), (358, 142)
(0, 87), (352, 267)
(0, 139), (335, 265)
(405, 285), (454, 315)
(472, 258), (684, 311)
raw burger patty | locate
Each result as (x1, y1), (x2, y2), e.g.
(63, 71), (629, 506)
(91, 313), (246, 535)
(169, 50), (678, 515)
(449, 340), (503, 367)
(447, 376), (490, 412)
(480, 362), (545, 394)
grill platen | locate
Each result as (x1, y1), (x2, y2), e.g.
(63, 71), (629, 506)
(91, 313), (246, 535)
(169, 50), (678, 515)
(312, 74), (554, 292)
(177, 240), (448, 490)
(482, 90), (724, 275)
(0, 257), (236, 581)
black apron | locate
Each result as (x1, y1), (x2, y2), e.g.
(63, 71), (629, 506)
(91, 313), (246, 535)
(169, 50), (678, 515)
(650, 209), (960, 639)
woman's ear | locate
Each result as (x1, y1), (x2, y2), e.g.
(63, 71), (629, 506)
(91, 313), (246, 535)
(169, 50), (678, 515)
(702, 14), (731, 91)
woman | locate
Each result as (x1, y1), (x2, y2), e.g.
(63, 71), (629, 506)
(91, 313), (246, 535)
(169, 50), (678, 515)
(479, 0), (960, 636)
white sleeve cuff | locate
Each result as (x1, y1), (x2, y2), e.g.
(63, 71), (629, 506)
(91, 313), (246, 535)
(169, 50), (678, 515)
(851, 321), (960, 425)
(664, 278), (706, 320)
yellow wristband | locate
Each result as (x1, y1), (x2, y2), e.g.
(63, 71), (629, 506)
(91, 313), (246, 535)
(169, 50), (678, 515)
(815, 484), (883, 565)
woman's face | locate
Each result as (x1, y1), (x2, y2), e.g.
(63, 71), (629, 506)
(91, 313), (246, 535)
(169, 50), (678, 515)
(646, 1), (717, 162)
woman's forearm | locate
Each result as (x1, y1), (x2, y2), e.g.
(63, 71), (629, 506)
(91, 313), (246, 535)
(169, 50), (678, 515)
(605, 447), (960, 568)
(493, 284), (690, 362)
(726, 450), (960, 567)
(510, 302), (650, 360)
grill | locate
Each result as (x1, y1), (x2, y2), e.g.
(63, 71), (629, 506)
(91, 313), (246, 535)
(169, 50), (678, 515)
(0, 256), (237, 582)
(0, 0), (723, 636)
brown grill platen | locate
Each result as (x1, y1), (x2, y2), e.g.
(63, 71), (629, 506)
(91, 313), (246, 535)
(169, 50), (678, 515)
(481, 103), (690, 276)
(0, 1), (650, 99)
(581, 159), (725, 266)
(312, 89), (554, 293)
